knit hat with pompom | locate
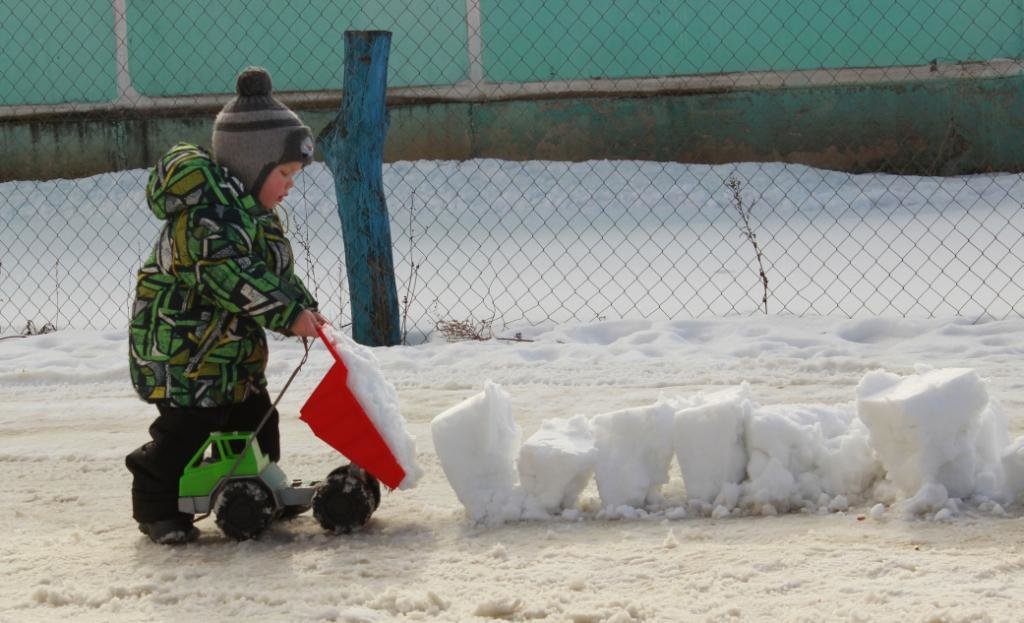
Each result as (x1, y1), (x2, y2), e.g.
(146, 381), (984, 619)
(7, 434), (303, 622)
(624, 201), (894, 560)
(211, 67), (314, 198)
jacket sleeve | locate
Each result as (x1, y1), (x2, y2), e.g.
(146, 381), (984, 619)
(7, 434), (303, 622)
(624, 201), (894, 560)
(170, 204), (307, 334)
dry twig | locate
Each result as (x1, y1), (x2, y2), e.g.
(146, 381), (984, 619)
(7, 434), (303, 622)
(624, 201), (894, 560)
(725, 174), (770, 314)
(435, 317), (494, 342)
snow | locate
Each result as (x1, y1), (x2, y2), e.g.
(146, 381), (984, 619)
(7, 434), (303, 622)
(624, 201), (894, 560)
(857, 367), (1008, 503)
(669, 385), (750, 504)
(7, 160), (1024, 335)
(590, 401), (676, 510)
(322, 326), (422, 489)
(429, 381), (522, 523)
(425, 363), (1016, 522)
(518, 415), (597, 513)
(740, 401), (878, 513)
(1002, 436), (1024, 499)
(6, 160), (1024, 620)
(5, 315), (1024, 620)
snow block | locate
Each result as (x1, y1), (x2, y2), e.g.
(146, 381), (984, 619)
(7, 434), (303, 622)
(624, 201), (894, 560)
(670, 385), (751, 504)
(590, 401), (675, 508)
(902, 482), (950, 516)
(1001, 437), (1024, 504)
(743, 403), (879, 511)
(974, 402), (1010, 498)
(518, 415), (597, 512)
(430, 381), (521, 522)
(856, 368), (996, 499)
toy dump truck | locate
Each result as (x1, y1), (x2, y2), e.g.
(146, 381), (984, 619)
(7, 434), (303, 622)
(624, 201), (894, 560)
(175, 326), (406, 542)
(178, 432), (381, 540)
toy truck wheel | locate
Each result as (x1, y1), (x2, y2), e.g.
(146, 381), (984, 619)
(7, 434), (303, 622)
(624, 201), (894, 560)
(312, 465), (381, 533)
(214, 480), (276, 541)
(326, 464), (381, 508)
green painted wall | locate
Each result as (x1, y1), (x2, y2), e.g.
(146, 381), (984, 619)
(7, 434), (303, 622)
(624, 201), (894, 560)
(5, 75), (1024, 181)
(126, 0), (468, 95)
(468, 76), (1024, 175)
(0, 0), (118, 105)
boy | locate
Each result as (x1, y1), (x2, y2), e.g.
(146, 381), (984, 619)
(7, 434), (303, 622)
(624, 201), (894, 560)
(126, 67), (326, 544)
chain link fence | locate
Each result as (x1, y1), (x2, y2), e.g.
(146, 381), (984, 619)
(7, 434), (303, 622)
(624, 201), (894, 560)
(3, 1), (1024, 339)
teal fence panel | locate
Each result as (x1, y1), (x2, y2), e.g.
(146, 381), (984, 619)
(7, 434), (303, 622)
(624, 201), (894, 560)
(0, 0), (118, 105)
(4, 1), (1021, 104)
(482, 0), (1021, 82)
(125, 0), (468, 95)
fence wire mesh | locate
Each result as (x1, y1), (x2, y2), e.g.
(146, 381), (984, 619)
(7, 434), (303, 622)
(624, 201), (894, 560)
(2, 1), (1024, 339)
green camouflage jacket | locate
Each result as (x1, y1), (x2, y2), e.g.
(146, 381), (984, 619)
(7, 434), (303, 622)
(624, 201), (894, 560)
(129, 143), (317, 407)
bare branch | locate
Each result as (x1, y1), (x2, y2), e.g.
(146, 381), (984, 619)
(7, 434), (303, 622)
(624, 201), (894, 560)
(435, 317), (494, 342)
(725, 174), (770, 314)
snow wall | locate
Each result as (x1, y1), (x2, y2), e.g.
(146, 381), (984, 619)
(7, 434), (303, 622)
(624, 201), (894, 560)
(431, 367), (1024, 523)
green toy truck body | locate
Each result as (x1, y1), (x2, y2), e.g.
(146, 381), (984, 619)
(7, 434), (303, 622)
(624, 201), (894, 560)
(177, 431), (381, 540)
(177, 432), (308, 514)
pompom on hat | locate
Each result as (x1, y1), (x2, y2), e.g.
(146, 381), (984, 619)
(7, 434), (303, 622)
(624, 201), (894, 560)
(212, 67), (314, 198)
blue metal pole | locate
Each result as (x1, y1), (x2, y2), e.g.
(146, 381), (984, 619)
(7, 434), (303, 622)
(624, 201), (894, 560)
(318, 31), (401, 346)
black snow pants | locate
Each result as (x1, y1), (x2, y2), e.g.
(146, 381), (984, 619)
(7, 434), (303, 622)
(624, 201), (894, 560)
(125, 389), (280, 523)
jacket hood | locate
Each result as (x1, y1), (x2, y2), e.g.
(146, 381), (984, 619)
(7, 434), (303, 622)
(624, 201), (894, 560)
(146, 143), (220, 220)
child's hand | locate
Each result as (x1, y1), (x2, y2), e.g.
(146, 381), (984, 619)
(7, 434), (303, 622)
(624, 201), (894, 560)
(290, 309), (325, 337)
(311, 311), (331, 327)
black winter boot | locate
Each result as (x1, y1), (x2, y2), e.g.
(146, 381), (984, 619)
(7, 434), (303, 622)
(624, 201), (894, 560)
(138, 515), (199, 545)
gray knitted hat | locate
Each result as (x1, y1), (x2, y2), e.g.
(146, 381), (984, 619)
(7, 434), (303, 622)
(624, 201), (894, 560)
(212, 67), (314, 198)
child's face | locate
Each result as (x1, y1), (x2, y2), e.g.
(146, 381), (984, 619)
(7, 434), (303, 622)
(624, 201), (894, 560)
(258, 161), (303, 209)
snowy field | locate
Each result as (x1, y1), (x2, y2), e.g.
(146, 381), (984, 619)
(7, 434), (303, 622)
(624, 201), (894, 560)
(3, 314), (1024, 622)
(3, 159), (1024, 335)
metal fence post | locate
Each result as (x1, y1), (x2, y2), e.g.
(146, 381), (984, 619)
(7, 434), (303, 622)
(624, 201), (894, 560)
(318, 30), (401, 346)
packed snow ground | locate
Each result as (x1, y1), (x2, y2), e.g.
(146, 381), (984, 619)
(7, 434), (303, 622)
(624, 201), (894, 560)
(3, 315), (1024, 621)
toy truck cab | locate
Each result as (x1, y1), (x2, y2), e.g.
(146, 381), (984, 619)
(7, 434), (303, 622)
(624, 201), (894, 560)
(178, 433), (296, 514)
(178, 432), (382, 541)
